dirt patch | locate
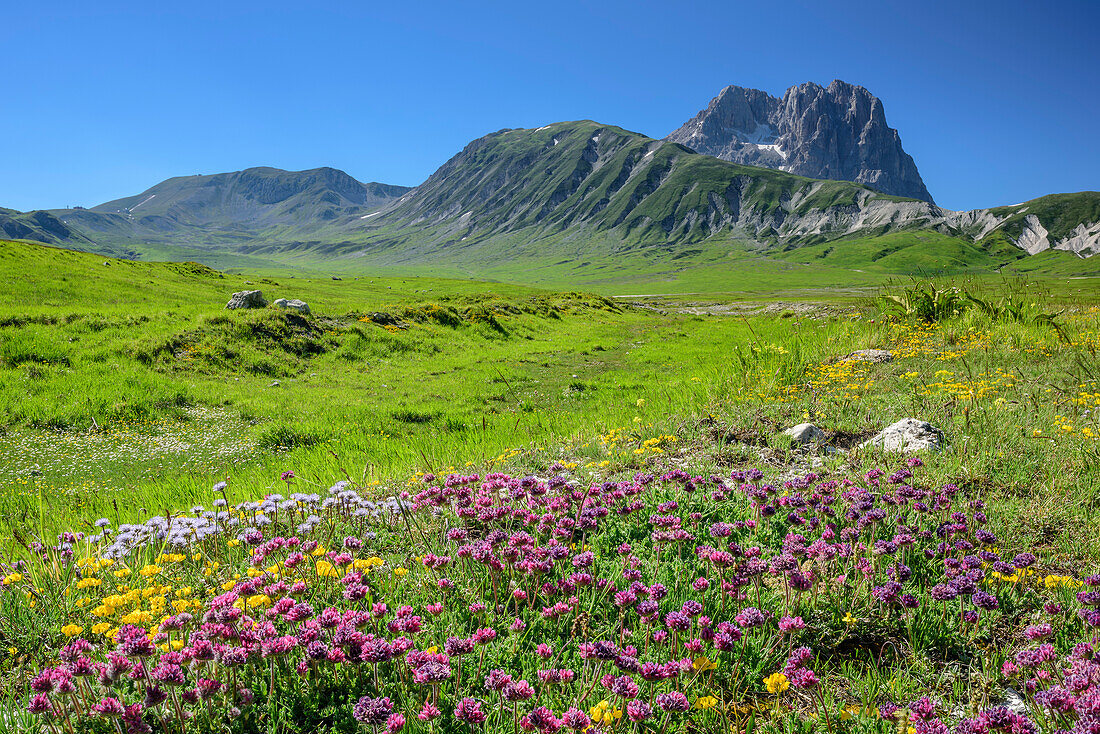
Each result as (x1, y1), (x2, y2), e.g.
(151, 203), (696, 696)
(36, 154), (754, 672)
(698, 414), (783, 447)
(621, 299), (843, 318)
(825, 428), (877, 449)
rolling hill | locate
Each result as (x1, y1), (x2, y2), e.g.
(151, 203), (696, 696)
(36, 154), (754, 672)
(0, 207), (96, 247)
(41, 167), (411, 255)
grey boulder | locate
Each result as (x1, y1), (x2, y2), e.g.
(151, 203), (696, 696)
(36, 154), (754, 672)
(226, 290), (267, 309)
(274, 298), (311, 315)
(861, 419), (943, 452)
(784, 423), (827, 446)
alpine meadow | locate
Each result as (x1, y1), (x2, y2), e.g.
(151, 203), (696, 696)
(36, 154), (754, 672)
(2, 5), (1100, 734)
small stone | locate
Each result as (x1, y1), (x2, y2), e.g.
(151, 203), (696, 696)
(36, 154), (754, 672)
(1002, 688), (1028, 715)
(225, 290), (267, 309)
(367, 311), (401, 326)
(860, 419), (943, 452)
(784, 423), (827, 446)
(269, 380), (280, 387)
(841, 349), (893, 363)
(331, 276), (342, 280)
(273, 298), (311, 315)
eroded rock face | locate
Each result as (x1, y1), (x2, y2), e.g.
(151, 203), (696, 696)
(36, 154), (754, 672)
(860, 419), (944, 452)
(274, 298), (311, 314)
(667, 80), (933, 202)
(226, 290), (267, 309)
(1006, 215), (1100, 257)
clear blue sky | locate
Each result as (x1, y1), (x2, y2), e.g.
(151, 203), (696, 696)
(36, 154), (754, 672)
(2, 0), (1097, 212)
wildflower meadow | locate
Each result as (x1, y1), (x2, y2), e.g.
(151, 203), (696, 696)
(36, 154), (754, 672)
(2, 459), (1098, 734)
(2, 259), (1100, 734)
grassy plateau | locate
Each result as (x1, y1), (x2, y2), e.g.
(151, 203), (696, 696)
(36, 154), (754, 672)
(1, 239), (1099, 734)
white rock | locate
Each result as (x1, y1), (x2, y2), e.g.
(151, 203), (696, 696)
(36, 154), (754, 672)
(842, 349), (893, 363)
(226, 290), (267, 309)
(273, 298), (311, 314)
(784, 423), (827, 446)
(861, 419), (943, 452)
(1014, 214), (1051, 255)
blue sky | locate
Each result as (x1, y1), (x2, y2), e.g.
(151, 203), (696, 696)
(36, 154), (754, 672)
(2, 0), (1097, 212)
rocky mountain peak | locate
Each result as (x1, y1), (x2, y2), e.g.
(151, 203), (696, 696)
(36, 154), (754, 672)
(667, 80), (933, 203)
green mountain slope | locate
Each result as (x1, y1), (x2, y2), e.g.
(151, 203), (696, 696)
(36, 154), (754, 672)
(42, 167), (412, 254)
(0, 208), (96, 247)
(342, 121), (913, 252)
(268, 122), (1098, 284)
(986, 192), (1100, 242)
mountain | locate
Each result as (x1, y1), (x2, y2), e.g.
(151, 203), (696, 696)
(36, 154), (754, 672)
(4, 123), (1098, 289)
(666, 80), (933, 203)
(347, 120), (923, 250)
(0, 207), (96, 246)
(47, 167), (412, 249)
(347, 122), (1100, 257)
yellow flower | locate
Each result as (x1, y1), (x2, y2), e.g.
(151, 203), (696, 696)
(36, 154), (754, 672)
(246, 594), (272, 609)
(840, 706), (865, 721)
(394, 567), (409, 578)
(61, 624), (84, 637)
(765, 672), (790, 694)
(843, 612), (857, 624)
(119, 610), (153, 625)
(589, 700), (622, 725)
(138, 565), (161, 578)
(76, 577), (102, 589)
(2, 573), (23, 586)
(315, 561), (339, 578)
(695, 696), (719, 710)
(91, 623), (111, 635)
(692, 656), (717, 671)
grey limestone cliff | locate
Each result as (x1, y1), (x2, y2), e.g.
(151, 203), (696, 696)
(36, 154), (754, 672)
(667, 80), (933, 203)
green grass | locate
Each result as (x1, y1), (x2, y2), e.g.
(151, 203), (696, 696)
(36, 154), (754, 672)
(2, 240), (1100, 574)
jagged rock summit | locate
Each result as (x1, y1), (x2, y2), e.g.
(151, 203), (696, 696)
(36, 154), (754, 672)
(667, 80), (933, 203)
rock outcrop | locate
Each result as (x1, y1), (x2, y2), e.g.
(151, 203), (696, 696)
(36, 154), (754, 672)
(226, 290), (267, 309)
(273, 298), (311, 314)
(784, 423), (827, 446)
(861, 419), (944, 452)
(667, 80), (933, 202)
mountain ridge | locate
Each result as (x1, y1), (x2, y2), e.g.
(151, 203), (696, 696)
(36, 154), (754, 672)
(41, 166), (412, 252)
(3, 123), (1098, 283)
(347, 121), (1097, 260)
